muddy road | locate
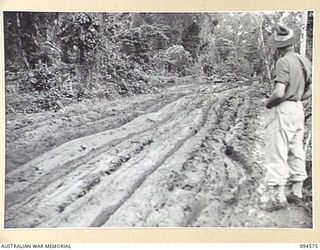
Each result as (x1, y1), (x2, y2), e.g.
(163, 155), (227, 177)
(5, 80), (312, 228)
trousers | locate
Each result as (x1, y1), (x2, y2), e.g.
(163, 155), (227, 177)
(265, 100), (307, 186)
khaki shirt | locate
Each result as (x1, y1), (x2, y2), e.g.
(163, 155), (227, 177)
(274, 51), (312, 101)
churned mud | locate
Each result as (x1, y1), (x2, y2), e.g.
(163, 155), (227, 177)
(5, 80), (312, 228)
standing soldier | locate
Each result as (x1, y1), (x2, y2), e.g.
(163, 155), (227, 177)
(261, 24), (312, 211)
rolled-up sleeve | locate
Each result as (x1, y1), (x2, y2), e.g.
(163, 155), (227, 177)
(274, 58), (289, 86)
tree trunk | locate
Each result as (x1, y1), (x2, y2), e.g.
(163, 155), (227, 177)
(259, 28), (272, 83)
(300, 11), (308, 57)
(16, 13), (30, 69)
(60, 43), (70, 63)
(300, 11), (311, 154)
(94, 13), (104, 86)
(250, 15), (272, 85)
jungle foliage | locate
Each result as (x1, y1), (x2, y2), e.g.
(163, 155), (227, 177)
(4, 11), (314, 113)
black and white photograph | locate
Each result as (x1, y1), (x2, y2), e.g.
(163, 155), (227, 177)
(3, 11), (314, 229)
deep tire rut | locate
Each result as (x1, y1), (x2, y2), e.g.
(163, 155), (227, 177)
(103, 87), (250, 227)
(5, 93), (191, 209)
(5, 86), (218, 228)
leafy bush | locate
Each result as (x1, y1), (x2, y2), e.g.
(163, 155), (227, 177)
(7, 62), (83, 112)
(215, 37), (235, 61)
(18, 63), (76, 91)
(156, 45), (194, 76)
(58, 13), (100, 51)
(118, 24), (169, 54)
(25, 64), (58, 91)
